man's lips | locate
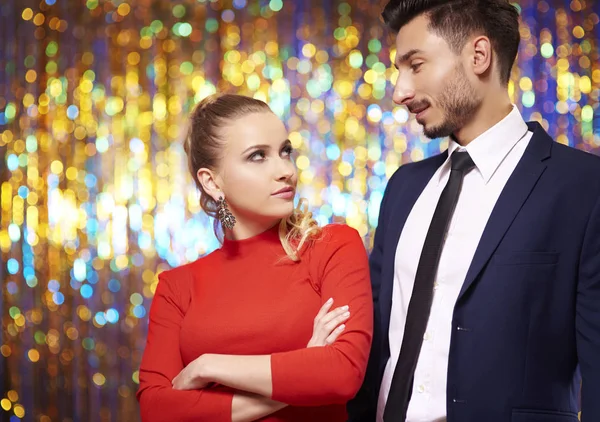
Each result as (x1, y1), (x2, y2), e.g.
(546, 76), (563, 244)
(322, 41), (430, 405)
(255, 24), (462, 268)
(409, 104), (429, 115)
(409, 105), (430, 121)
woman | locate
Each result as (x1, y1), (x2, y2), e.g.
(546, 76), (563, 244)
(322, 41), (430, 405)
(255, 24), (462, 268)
(136, 94), (373, 422)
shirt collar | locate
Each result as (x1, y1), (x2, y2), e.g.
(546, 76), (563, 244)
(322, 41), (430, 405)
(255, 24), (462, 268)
(437, 105), (530, 185)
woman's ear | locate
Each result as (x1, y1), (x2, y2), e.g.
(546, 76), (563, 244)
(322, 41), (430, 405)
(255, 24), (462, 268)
(196, 168), (223, 201)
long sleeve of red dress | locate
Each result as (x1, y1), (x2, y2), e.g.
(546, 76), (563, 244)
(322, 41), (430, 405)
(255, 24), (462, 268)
(270, 225), (373, 405)
(136, 269), (234, 422)
(136, 224), (373, 421)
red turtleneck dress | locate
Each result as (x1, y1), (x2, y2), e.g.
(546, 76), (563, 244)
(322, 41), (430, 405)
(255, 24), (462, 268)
(136, 224), (373, 421)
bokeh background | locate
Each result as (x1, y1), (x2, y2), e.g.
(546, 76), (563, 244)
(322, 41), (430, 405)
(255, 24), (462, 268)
(0, 0), (598, 420)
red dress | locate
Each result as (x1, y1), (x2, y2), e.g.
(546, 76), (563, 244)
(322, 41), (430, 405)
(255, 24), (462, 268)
(137, 224), (373, 421)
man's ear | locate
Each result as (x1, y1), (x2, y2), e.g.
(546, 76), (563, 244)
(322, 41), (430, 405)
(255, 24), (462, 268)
(470, 35), (493, 77)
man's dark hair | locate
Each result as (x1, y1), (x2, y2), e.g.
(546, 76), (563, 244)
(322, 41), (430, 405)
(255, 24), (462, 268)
(382, 0), (520, 84)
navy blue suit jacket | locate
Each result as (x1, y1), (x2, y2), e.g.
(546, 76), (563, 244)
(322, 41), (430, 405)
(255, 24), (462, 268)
(347, 122), (600, 422)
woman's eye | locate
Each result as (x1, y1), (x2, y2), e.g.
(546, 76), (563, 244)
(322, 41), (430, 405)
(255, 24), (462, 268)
(249, 151), (266, 162)
(411, 62), (423, 72)
(282, 145), (294, 157)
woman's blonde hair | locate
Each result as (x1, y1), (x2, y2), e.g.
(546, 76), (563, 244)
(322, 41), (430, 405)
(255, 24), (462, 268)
(184, 93), (321, 261)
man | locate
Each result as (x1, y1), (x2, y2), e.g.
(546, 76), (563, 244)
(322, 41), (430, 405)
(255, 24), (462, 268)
(347, 0), (600, 421)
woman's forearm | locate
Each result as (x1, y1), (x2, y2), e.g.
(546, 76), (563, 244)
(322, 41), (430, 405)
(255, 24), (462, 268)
(201, 354), (273, 397)
(231, 391), (287, 422)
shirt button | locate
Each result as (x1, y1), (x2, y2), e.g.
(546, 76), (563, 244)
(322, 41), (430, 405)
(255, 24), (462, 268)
(424, 332), (431, 341)
(434, 282), (440, 290)
(417, 385), (425, 393)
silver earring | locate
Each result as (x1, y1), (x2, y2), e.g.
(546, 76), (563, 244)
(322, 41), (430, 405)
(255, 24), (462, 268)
(217, 197), (236, 230)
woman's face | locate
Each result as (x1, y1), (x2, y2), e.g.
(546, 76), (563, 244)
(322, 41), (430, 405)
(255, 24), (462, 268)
(204, 111), (298, 227)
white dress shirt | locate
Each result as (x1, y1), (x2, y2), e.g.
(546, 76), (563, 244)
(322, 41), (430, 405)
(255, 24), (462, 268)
(377, 106), (533, 422)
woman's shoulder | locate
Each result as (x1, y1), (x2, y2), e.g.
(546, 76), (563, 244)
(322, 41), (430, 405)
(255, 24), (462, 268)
(302, 224), (368, 282)
(319, 223), (362, 242)
(308, 223), (365, 256)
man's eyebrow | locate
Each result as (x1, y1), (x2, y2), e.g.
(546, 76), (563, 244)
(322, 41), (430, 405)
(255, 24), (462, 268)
(396, 48), (424, 64)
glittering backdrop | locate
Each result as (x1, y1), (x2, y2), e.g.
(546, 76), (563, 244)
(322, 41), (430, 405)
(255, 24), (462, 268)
(0, 0), (598, 420)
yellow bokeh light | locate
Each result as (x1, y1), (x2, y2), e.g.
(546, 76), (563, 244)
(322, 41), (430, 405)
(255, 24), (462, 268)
(519, 77), (533, 91)
(411, 148), (424, 162)
(128, 52), (140, 65)
(0, 345), (11, 357)
(227, 50), (241, 64)
(33, 13), (45, 26)
(140, 36), (152, 49)
(14, 404), (25, 418)
(557, 134), (569, 145)
(265, 41), (279, 56)
(1, 399), (11, 411)
(7, 391), (18, 402)
(28, 349), (40, 362)
(50, 160), (64, 174)
(77, 306), (92, 321)
(289, 132), (303, 149)
(364, 70), (377, 84)
(230, 73), (245, 87)
(557, 58), (570, 71)
(300, 169), (314, 184)
(338, 162), (353, 176)
(15, 314), (25, 327)
(93, 373), (106, 387)
(296, 156), (310, 170)
(579, 76), (592, 93)
(25, 70), (37, 83)
(117, 3), (131, 16)
(66, 167), (78, 181)
(345, 118), (359, 134)
(302, 43), (316, 58)
(80, 80), (93, 93)
(22, 8), (33, 20)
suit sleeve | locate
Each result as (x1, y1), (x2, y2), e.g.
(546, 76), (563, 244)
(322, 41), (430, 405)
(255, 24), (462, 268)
(269, 225), (373, 406)
(577, 193), (600, 421)
(347, 167), (402, 421)
(136, 271), (234, 422)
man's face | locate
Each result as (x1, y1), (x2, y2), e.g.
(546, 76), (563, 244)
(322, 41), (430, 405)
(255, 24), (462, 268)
(393, 14), (481, 139)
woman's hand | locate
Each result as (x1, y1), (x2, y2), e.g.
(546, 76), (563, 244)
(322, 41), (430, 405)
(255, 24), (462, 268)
(172, 354), (212, 390)
(307, 298), (350, 348)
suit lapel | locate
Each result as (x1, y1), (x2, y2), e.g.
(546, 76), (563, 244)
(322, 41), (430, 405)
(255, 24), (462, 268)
(457, 122), (553, 301)
(380, 153), (447, 338)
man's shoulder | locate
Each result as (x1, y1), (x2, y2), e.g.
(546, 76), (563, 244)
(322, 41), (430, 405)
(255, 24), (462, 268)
(549, 140), (600, 173)
(528, 121), (600, 175)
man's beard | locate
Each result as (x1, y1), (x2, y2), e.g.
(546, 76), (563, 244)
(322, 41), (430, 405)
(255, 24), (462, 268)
(423, 65), (481, 139)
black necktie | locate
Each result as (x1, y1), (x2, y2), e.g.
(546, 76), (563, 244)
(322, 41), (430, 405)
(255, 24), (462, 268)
(383, 151), (476, 421)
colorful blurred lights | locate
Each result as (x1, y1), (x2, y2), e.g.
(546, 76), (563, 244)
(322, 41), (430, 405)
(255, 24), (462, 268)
(7, 259), (19, 275)
(80, 285), (93, 299)
(269, 0), (283, 12)
(52, 292), (65, 305)
(105, 309), (119, 324)
(581, 105), (594, 122)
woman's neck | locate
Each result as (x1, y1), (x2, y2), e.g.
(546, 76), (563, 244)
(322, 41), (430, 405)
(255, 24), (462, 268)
(224, 217), (281, 241)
